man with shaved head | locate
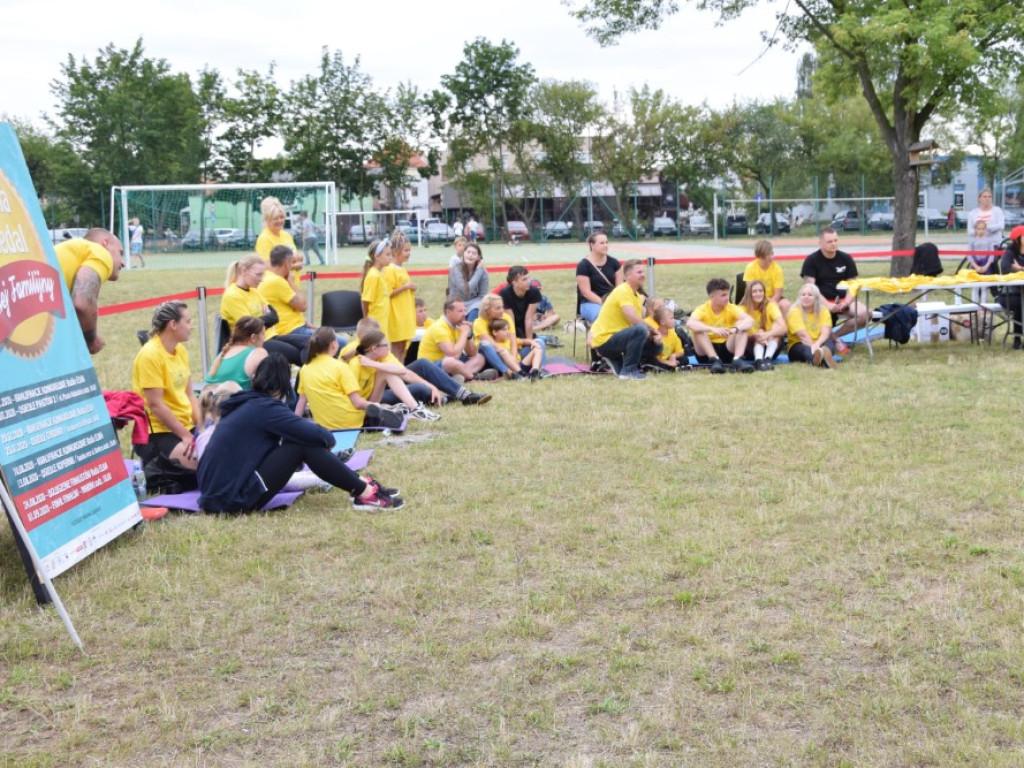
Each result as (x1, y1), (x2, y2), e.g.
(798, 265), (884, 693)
(55, 227), (124, 354)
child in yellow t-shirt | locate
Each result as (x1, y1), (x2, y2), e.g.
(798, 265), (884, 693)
(643, 306), (690, 371)
(361, 239), (393, 339)
(384, 230), (417, 361)
(738, 279), (786, 371)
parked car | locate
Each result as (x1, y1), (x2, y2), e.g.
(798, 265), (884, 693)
(210, 228), (254, 248)
(651, 216), (678, 236)
(682, 214), (713, 236)
(181, 230), (206, 250)
(832, 209), (861, 231)
(424, 222), (456, 243)
(868, 212), (895, 231)
(916, 208), (947, 230)
(502, 221), (531, 242)
(611, 218), (646, 238)
(395, 219), (418, 239)
(543, 221), (572, 239)
(754, 213), (790, 234)
(1003, 209), (1024, 230)
(49, 227), (88, 243)
(347, 224), (375, 245)
(582, 220), (605, 236)
(725, 213), (749, 235)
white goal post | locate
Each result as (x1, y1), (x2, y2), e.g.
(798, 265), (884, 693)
(110, 181), (339, 270)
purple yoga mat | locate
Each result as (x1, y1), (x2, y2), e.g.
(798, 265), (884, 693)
(140, 490), (304, 513)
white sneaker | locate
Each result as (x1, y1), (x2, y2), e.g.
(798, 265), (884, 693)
(409, 404), (441, 421)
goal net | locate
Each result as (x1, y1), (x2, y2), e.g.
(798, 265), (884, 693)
(110, 181), (338, 270)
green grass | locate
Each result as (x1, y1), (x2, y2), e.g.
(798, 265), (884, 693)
(2, 246), (1024, 766)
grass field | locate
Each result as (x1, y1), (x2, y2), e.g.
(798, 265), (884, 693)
(2, 240), (1023, 767)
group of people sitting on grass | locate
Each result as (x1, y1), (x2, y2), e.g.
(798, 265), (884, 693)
(128, 197), (872, 510)
(580, 227), (867, 378)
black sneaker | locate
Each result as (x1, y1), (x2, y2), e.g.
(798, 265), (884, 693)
(352, 487), (405, 512)
(461, 392), (492, 406)
(601, 356), (622, 375)
(709, 359), (726, 374)
(365, 476), (400, 497)
(732, 359), (755, 373)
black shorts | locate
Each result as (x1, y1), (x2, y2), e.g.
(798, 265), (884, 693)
(695, 341), (734, 364)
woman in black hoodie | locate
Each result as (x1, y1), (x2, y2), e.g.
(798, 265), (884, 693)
(198, 353), (403, 512)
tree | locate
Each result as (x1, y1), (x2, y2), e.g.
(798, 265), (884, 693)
(427, 38), (536, 224)
(195, 67), (227, 182)
(50, 40), (204, 191)
(283, 49), (376, 205)
(591, 86), (676, 223)
(532, 79), (604, 218)
(957, 77), (1024, 191)
(568, 0), (1024, 275)
(220, 65), (282, 183)
(8, 116), (95, 225)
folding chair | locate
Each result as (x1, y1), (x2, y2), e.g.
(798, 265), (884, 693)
(321, 290), (363, 335)
(734, 273), (747, 304)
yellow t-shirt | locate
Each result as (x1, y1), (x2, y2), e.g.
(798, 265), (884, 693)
(348, 352), (403, 399)
(645, 318), (682, 361)
(786, 305), (832, 348)
(220, 283), (266, 334)
(361, 267), (390, 339)
(743, 260), (785, 300)
(384, 264), (416, 343)
(254, 229), (296, 261)
(257, 271), (305, 335)
(55, 239), (113, 290)
(473, 312), (515, 352)
(418, 319), (460, 362)
(691, 301), (745, 344)
(741, 301), (783, 333)
(421, 317), (434, 328)
(339, 338), (358, 361)
(132, 338), (194, 434)
(297, 354), (364, 429)
(590, 282), (643, 347)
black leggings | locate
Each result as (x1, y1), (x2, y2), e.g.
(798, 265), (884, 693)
(254, 441), (366, 508)
(265, 334), (310, 366)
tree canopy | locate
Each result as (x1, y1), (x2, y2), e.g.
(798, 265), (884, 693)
(569, 0), (1024, 273)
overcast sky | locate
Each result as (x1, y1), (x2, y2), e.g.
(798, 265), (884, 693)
(3, 0), (804, 129)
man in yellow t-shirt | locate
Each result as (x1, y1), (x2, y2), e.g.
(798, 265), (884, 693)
(687, 278), (754, 373)
(743, 240), (789, 314)
(416, 298), (486, 381)
(589, 259), (661, 380)
(54, 228), (124, 354)
(258, 245), (313, 337)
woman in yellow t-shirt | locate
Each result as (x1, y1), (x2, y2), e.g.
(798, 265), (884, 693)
(739, 280), (787, 371)
(786, 283), (837, 368)
(384, 229), (417, 360)
(361, 239), (393, 339)
(295, 328), (405, 431)
(132, 301), (201, 493)
(254, 196), (297, 261)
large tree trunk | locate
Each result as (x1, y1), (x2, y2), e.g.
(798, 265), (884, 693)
(890, 150), (919, 277)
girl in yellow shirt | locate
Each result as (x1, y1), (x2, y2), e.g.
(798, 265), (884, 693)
(384, 229), (417, 360)
(361, 239), (393, 339)
(786, 283), (837, 368)
(739, 280), (786, 371)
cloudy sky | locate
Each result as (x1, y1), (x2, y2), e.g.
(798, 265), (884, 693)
(3, 0), (804, 127)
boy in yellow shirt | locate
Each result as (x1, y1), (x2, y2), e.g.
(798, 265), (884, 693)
(687, 278), (754, 374)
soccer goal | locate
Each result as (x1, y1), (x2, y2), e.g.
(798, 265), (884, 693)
(110, 181), (338, 270)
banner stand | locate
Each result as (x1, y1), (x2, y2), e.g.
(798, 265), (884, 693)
(0, 481), (83, 650)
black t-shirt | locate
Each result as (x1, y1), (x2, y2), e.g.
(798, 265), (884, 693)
(800, 249), (858, 300)
(575, 257), (621, 309)
(498, 284), (542, 339)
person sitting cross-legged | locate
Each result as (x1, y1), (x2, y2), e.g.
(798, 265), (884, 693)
(687, 278), (754, 374)
(416, 298), (489, 382)
(588, 259), (662, 380)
